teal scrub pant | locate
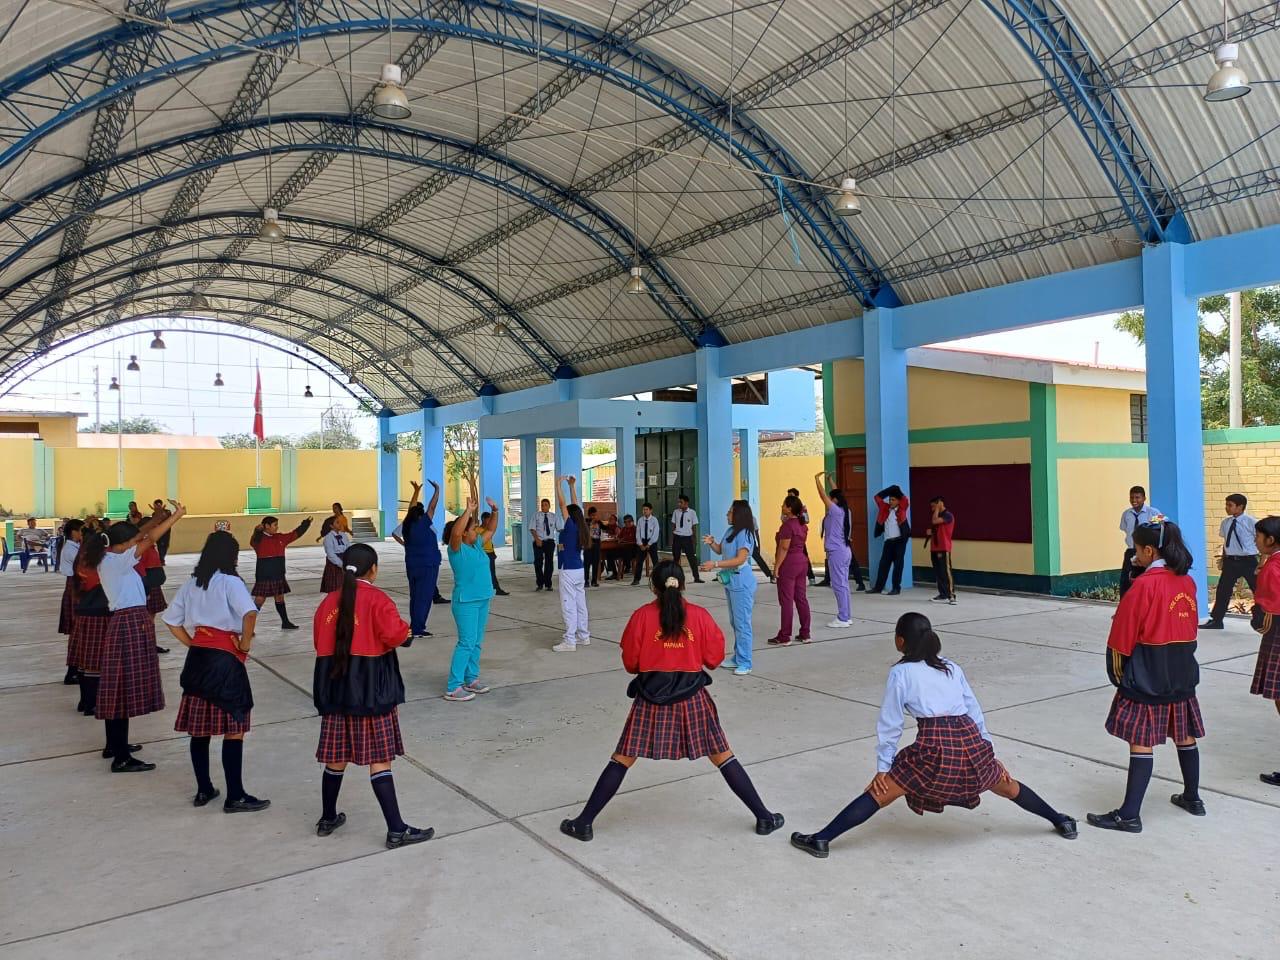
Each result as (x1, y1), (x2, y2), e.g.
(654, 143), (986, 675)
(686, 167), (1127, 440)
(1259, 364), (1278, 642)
(726, 584), (756, 669)
(448, 599), (491, 691)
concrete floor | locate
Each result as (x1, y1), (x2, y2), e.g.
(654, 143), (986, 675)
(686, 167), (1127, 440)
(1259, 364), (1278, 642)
(1, 545), (1277, 959)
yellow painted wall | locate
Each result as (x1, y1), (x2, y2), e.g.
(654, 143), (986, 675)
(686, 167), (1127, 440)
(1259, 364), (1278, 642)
(831, 359), (865, 436)
(1057, 458), (1149, 574)
(54, 447), (170, 516)
(1056, 384), (1136, 443)
(162, 510), (375, 555)
(909, 438), (1031, 467)
(908, 368), (1029, 429)
(911, 538), (1034, 575)
(296, 449), (376, 511)
(0, 413), (77, 447)
(178, 449), (282, 515)
(759, 453), (826, 563)
(0, 438), (34, 513)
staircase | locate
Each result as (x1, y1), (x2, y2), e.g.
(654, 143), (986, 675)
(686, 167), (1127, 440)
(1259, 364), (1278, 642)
(350, 515), (380, 543)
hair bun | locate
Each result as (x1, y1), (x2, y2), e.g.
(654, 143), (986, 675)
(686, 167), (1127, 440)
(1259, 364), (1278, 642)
(664, 576), (679, 587)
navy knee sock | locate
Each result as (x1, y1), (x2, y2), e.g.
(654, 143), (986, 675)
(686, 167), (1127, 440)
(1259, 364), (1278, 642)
(221, 738), (246, 802)
(105, 718), (130, 763)
(274, 600), (290, 624)
(370, 770), (406, 833)
(814, 792), (879, 843)
(190, 736), (213, 794)
(718, 757), (772, 821)
(574, 759), (628, 827)
(1010, 781), (1067, 824)
(80, 674), (99, 715)
(321, 766), (344, 821)
(1177, 744), (1200, 802)
(1118, 753), (1154, 820)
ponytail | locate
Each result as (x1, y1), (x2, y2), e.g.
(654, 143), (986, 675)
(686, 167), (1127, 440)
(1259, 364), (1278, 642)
(1132, 518), (1193, 576)
(829, 489), (852, 545)
(330, 543), (378, 680)
(78, 529), (109, 570)
(651, 560), (687, 640)
(895, 612), (950, 674)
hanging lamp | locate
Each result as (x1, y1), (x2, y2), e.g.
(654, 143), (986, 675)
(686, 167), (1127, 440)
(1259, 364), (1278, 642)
(213, 372), (224, 387)
(834, 177), (862, 216)
(189, 291), (210, 310)
(126, 355), (140, 372)
(373, 64), (411, 119)
(492, 317), (509, 336)
(625, 265), (646, 294)
(108, 376), (120, 391)
(259, 208), (285, 242)
(1206, 2), (1251, 101)
(149, 330), (165, 349)
(304, 384), (314, 398)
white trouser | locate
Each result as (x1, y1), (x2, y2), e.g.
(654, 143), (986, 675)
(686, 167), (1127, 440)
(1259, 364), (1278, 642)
(558, 567), (590, 644)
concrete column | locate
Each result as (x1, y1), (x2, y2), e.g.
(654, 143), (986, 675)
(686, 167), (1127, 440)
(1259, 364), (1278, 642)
(696, 347), (734, 562)
(738, 428), (761, 524)
(615, 426), (636, 519)
(376, 411), (399, 538)
(863, 307), (912, 588)
(554, 438), (582, 491)
(479, 437), (506, 547)
(519, 435), (539, 564)
(1142, 243), (1207, 612)
(279, 448), (297, 512)
(421, 406), (445, 531)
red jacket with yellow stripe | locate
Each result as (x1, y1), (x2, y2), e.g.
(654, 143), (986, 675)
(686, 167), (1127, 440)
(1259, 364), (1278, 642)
(1106, 565), (1199, 704)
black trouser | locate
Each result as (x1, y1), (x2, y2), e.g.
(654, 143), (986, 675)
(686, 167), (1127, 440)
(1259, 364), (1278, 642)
(849, 548), (867, 588)
(872, 536), (908, 591)
(1119, 548), (1138, 597)
(632, 544), (659, 584)
(534, 538), (556, 588)
(585, 541), (602, 585)
(752, 543), (773, 579)
(1211, 554), (1259, 621)
(672, 534), (701, 580)
(488, 552), (502, 590)
(931, 550), (954, 599)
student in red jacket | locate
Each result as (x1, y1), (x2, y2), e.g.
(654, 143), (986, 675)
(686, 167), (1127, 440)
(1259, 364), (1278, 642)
(559, 561), (783, 842)
(249, 515), (312, 629)
(869, 484), (910, 595)
(312, 543), (432, 849)
(924, 495), (956, 604)
(1249, 515), (1280, 787)
(1088, 519), (1204, 833)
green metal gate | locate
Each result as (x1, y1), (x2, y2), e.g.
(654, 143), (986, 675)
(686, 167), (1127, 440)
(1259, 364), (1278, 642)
(635, 430), (698, 552)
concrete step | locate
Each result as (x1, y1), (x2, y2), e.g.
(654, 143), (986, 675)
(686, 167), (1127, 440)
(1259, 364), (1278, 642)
(350, 516), (380, 542)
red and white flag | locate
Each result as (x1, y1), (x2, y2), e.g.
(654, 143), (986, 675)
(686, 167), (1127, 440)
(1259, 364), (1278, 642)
(252, 364), (264, 443)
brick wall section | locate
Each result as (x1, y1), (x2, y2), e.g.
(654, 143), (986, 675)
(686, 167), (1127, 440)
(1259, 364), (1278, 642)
(1202, 442), (1280, 596)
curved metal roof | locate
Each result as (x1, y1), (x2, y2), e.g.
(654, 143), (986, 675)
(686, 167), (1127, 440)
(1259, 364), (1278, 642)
(1, 0), (1276, 410)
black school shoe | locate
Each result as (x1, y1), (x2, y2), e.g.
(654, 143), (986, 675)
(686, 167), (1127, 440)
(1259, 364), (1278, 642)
(1054, 817), (1079, 839)
(111, 756), (156, 773)
(102, 743), (141, 758)
(281, 621), (300, 631)
(386, 825), (434, 849)
(316, 812), (346, 837)
(756, 812), (785, 836)
(1199, 619), (1224, 630)
(63, 667), (80, 685)
(886, 589), (901, 596)
(433, 595), (450, 605)
(559, 818), (592, 842)
(1086, 809), (1142, 833)
(1261, 771), (1280, 786)
(789, 832), (830, 858)
(1170, 793), (1206, 816)
(193, 788), (221, 807)
(224, 795), (271, 814)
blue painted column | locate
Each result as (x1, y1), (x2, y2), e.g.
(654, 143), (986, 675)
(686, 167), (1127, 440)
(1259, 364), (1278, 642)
(615, 426), (637, 519)
(696, 346), (734, 562)
(519, 435), (539, 564)
(478, 437), (505, 547)
(376, 410), (399, 538)
(863, 307), (912, 588)
(554, 438), (582, 492)
(738, 428), (761, 524)
(1142, 244), (1208, 612)
(421, 405), (445, 531)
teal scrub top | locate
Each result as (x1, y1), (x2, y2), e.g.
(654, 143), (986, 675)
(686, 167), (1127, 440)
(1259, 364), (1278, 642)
(448, 540), (495, 603)
(721, 528), (758, 593)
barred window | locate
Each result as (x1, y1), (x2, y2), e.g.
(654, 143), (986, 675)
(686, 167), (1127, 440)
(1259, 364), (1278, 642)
(1130, 394), (1148, 443)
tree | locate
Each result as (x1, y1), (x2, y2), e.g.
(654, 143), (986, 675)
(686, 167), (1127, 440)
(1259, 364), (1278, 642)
(1115, 288), (1280, 428)
(81, 416), (164, 434)
(582, 439), (614, 455)
(444, 422), (478, 487)
(296, 407), (362, 449)
(220, 433), (294, 449)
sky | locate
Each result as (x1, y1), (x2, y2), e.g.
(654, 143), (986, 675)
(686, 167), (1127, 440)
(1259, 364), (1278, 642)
(4, 312), (1147, 439)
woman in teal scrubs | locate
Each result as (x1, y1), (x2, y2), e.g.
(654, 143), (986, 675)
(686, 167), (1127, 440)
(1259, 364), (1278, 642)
(702, 500), (758, 676)
(443, 482), (498, 702)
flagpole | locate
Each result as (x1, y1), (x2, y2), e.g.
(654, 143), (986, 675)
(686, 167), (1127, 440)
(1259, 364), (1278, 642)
(255, 435), (261, 487)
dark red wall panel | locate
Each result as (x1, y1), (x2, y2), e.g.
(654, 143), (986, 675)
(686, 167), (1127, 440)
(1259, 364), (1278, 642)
(908, 464), (1032, 544)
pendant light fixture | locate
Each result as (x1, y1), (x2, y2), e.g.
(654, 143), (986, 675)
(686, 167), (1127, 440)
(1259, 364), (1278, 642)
(189, 291), (210, 310)
(625, 266), (646, 295)
(259, 207), (285, 242)
(835, 55), (863, 216)
(213, 372), (224, 387)
(1206, 1), (1251, 101)
(624, 89), (645, 295)
(373, 64), (411, 119)
(108, 376), (120, 391)
(126, 354), (140, 372)
(304, 384), (314, 398)
(149, 330), (165, 349)
(492, 317), (509, 337)
(403, 351), (414, 371)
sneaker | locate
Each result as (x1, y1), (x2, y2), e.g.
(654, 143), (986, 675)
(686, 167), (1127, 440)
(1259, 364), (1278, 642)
(826, 619), (853, 629)
(578, 637), (591, 646)
(720, 658), (738, 670)
(551, 642), (577, 653)
(767, 636), (792, 646)
(886, 589), (901, 596)
(948, 598), (957, 605)
(463, 680), (491, 694)
(733, 666), (752, 676)
(443, 687), (476, 702)
(930, 596), (949, 604)
(797, 635), (812, 644)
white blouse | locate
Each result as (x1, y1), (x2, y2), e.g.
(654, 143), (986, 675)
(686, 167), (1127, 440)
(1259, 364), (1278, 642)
(58, 539), (80, 576)
(162, 572), (258, 633)
(98, 548), (147, 612)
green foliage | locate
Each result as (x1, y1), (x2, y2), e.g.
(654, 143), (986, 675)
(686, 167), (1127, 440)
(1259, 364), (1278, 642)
(1115, 287), (1280, 427)
(296, 408), (361, 449)
(582, 440), (614, 455)
(81, 416), (164, 434)
(219, 433), (294, 449)
(444, 422), (478, 486)
(1069, 584), (1120, 602)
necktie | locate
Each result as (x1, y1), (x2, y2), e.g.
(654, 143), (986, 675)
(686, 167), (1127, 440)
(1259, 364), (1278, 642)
(679, 510), (685, 532)
(1228, 517), (1239, 550)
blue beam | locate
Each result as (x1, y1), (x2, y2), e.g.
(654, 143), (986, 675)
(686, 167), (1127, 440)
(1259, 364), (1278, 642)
(718, 319), (862, 378)
(1183, 222), (1280, 297)
(864, 307), (911, 589)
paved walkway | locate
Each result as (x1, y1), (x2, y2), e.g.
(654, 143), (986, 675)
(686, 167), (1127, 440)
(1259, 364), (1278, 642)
(1, 545), (1275, 958)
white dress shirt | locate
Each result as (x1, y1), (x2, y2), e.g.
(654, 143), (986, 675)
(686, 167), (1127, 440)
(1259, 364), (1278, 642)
(1119, 504), (1161, 549)
(876, 659), (988, 773)
(883, 512), (901, 539)
(58, 539), (80, 576)
(672, 508), (698, 537)
(532, 511), (562, 540)
(323, 531), (349, 566)
(98, 548), (148, 612)
(163, 572), (258, 633)
(636, 515), (659, 546)
(1220, 513), (1258, 556)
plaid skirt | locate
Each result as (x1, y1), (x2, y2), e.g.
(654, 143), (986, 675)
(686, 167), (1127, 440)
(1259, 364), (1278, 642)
(889, 715), (1003, 816)
(175, 693), (251, 736)
(320, 561), (344, 594)
(1105, 691), (1205, 747)
(251, 577), (290, 599)
(316, 709), (403, 765)
(146, 583), (167, 615)
(616, 688), (730, 760)
(95, 606), (165, 720)
(58, 577), (75, 635)
(69, 613), (109, 672)
(1251, 634), (1280, 700)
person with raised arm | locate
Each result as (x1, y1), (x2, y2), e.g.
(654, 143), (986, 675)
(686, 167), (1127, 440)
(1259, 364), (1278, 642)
(442, 477), (498, 702)
(551, 475), (592, 652)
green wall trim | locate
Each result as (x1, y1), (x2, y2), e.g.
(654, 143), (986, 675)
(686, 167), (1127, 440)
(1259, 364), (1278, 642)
(1029, 384), (1060, 577)
(834, 432), (866, 449)
(822, 362), (836, 477)
(832, 421), (1031, 452)
(913, 565), (1117, 597)
(32, 440), (52, 516)
(166, 450), (179, 500)
(1202, 425), (1280, 444)
(1056, 442), (1148, 459)
(280, 447), (298, 512)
